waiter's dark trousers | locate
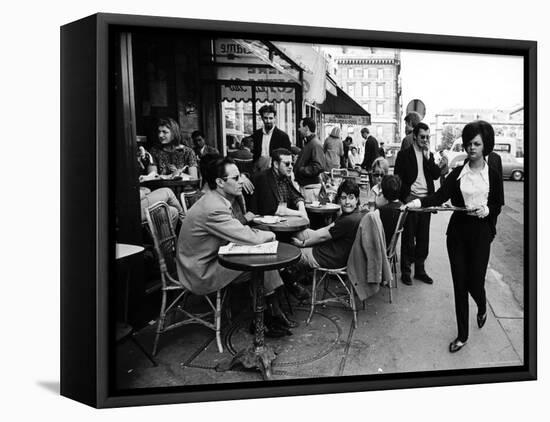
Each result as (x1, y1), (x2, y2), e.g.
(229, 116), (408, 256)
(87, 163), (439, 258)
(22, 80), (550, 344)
(400, 207), (431, 276)
(446, 220), (492, 342)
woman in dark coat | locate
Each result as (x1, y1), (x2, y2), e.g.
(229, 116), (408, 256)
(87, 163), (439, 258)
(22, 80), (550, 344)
(405, 121), (504, 353)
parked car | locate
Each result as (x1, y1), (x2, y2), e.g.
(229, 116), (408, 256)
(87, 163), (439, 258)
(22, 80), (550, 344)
(500, 153), (524, 181)
(448, 152), (524, 181)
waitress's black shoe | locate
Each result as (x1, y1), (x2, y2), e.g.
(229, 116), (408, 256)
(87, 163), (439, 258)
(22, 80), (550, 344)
(449, 338), (467, 353)
(477, 312), (487, 329)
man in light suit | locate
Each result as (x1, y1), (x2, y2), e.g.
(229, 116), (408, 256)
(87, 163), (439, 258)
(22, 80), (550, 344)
(251, 104), (291, 172)
(176, 156), (296, 336)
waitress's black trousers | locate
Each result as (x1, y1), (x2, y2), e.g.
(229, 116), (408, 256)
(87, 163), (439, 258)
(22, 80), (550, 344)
(446, 219), (492, 342)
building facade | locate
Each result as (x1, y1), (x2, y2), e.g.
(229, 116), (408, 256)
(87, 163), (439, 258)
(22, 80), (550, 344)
(433, 106), (524, 155)
(328, 48), (401, 146)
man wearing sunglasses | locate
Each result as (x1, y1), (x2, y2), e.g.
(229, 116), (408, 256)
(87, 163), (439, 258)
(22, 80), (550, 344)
(177, 157), (295, 337)
(394, 122), (447, 286)
(250, 148), (310, 301)
(249, 148), (308, 221)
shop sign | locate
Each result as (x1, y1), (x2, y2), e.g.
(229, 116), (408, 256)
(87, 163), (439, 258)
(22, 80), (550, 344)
(324, 114), (371, 125)
(215, 39), (264, 65)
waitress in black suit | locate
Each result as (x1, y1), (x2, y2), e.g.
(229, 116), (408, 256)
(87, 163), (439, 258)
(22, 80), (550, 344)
(405, 121), (504, 353)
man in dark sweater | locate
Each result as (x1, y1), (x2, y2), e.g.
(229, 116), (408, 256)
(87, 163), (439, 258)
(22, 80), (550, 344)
(293, 117), (326, 202)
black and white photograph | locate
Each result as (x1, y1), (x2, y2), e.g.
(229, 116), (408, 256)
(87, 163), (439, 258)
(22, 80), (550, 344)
(105, 22), (530, 392)
(5, 0), (548, 420)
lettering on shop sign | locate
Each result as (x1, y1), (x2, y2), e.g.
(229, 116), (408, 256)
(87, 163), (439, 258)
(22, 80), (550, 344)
(219, 42), (254, 57)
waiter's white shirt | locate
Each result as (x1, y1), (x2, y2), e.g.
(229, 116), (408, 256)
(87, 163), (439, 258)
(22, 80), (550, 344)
(261, 127), (275, 157)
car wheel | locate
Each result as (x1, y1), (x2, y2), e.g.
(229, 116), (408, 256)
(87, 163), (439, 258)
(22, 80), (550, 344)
(511, 170), (523, 181)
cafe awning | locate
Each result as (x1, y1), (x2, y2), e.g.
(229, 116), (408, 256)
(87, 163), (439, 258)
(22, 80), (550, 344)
(320, 80), (371, 125)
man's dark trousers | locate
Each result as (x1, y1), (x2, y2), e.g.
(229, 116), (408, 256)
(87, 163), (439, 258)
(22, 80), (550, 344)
(400, 195), (431, 276)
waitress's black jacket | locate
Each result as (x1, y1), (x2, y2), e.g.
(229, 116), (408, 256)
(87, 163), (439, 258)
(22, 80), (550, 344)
(420, 164), (504, 240)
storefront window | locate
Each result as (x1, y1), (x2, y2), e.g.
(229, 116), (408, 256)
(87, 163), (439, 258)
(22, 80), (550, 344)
(222, 100), (254, 153)
(220, 83), (297, 154)
(255, 99), (296, 144)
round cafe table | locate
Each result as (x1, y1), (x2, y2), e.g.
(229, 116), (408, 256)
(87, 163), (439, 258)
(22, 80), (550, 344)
(216, 242), (301, 380)
(305, 202), (341, 214)
(252, 215), (309, 233)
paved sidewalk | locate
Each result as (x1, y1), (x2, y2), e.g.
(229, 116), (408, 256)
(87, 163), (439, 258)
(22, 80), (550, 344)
(116, 211), (524, 388)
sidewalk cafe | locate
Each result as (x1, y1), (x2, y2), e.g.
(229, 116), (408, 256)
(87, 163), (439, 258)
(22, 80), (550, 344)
(112, 28), (410, 385)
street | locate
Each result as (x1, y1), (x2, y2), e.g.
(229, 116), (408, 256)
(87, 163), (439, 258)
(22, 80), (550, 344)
(492, 181), (525, 308)
(430, 179), (524, 308)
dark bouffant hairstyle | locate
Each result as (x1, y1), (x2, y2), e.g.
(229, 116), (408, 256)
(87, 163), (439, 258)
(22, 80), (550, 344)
(461, 120), (495, 156)
(336, 179), (360, 204)
(381, 175), (402, 202)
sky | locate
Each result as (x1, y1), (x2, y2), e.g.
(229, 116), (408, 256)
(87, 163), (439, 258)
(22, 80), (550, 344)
(318, 45), (524, 126)
(399, 49), (524, 124)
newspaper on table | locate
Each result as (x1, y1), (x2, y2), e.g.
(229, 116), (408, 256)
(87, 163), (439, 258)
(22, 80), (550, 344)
(219, 241), (279, 255)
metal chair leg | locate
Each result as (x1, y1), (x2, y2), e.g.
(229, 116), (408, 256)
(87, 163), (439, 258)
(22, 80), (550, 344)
(130, 334), (158, 367)
(306, 269), (318, 325)
(152, 289), (168, 356)
(215, 290), (223, 353)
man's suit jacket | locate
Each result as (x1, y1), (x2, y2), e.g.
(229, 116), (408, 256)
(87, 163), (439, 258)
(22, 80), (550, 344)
(360, 135), (380, 170)
(394, 146), (443, 202)
(176, 190), (275, 295)
(249, 168), (303, 216)
(251, 127), (291, 162)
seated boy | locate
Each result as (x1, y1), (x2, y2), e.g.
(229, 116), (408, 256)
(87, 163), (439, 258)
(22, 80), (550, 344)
(377, 175), (404, 245)
(288, 180), (363, 274)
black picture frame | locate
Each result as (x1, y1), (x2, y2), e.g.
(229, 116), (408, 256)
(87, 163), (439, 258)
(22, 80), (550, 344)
(60, 12), (537, 408)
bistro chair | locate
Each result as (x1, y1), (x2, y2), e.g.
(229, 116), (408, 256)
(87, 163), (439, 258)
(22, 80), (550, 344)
(145, 201), (227, 355)
(180, 190), (203, 214)
(306, 267), (358, 329)
(386, 209), (408, 303)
